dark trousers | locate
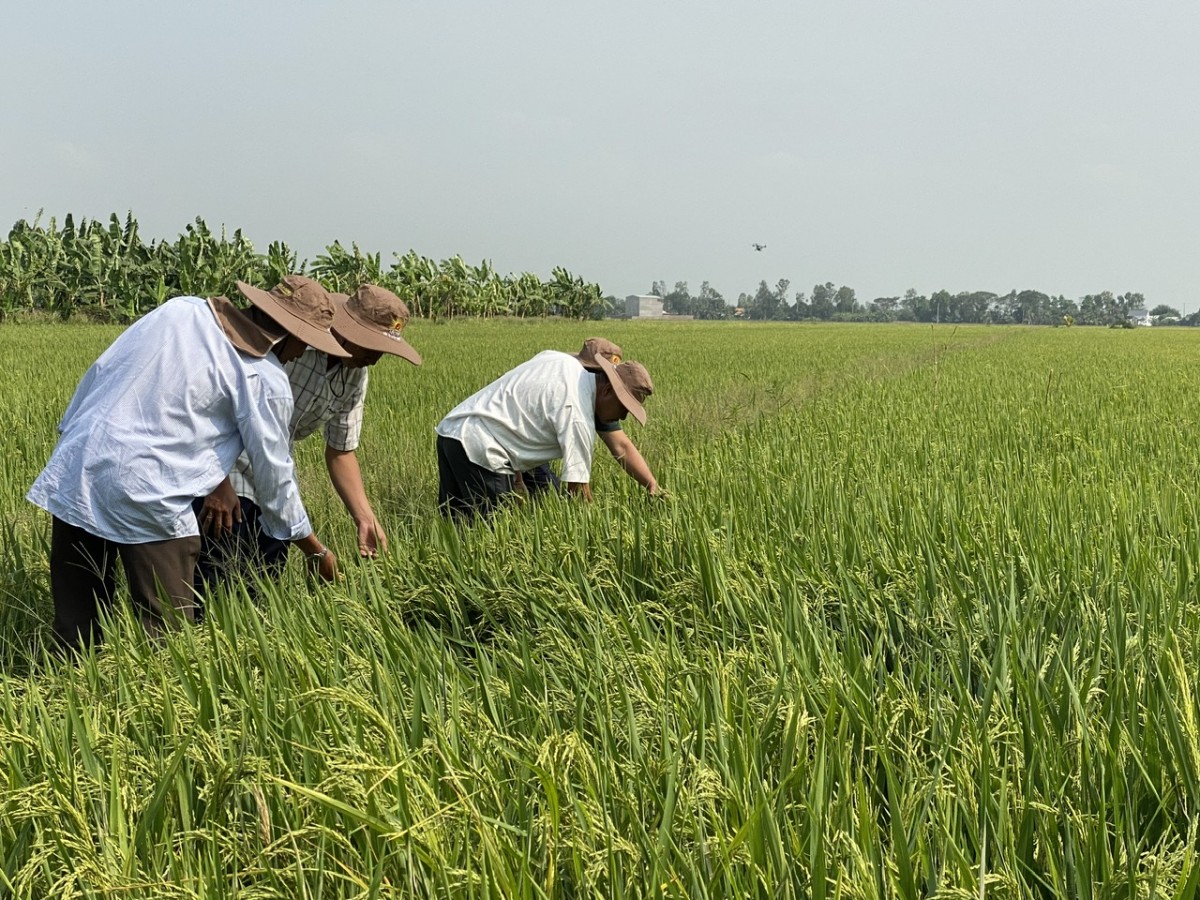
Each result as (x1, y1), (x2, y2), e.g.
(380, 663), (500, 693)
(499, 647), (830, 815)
(50, 517), (202, 651)
(192, 496), (291, 599)
(523, 464), (561, 499)
(436, 435), (515, 520)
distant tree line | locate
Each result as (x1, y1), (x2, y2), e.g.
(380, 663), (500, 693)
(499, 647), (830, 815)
(6, 212), (1189, 327)
(0, 211), (608, 322)
(640, 279), (1192, 326)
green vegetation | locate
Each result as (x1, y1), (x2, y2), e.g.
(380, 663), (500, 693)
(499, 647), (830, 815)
(0, 213), (605, 322)
(2, 321), (1200, 896)
(655, 279), (1179, 326)
(5, 211), (1179, 330)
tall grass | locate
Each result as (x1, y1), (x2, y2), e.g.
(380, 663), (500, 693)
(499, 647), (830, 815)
(2, 321), (1200, 896)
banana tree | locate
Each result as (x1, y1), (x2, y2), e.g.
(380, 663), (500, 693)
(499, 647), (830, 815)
(0, 210), (611, 323)
(311, 241), (383, 294)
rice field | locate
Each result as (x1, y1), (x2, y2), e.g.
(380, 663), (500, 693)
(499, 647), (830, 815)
(2, 319), (1200, 897)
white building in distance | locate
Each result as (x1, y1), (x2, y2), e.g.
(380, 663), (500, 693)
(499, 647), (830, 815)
(624, 295), (664, 318)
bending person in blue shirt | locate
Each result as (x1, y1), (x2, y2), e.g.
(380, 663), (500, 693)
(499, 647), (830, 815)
(27, 276), (347, 651)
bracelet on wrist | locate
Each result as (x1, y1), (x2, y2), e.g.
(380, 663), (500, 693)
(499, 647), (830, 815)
(307, 547), (329, 561)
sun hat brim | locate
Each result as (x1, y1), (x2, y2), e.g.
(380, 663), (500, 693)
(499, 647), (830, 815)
(236, 281), (350, 358)
(593, 354), (647, 426)
(331, 296), (422, 365)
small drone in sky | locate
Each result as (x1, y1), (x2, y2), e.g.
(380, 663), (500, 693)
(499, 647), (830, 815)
(751, 243), (766, 251)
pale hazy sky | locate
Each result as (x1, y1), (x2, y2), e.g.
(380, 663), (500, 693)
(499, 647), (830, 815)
(4, 2), (1198, 309)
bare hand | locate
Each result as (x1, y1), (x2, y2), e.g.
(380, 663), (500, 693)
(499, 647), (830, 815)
(200, 480), (243, 537)
(565, 482), (593, 502)
(306, 547), (339, 582)
(356, 519), (388, 558)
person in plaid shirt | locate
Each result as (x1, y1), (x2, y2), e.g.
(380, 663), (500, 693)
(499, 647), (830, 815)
(194, 284), (421, 588)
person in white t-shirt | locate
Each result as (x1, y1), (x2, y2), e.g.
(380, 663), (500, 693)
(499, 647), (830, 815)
(520, 337), (659, 499)
(435, 350), (655, 519)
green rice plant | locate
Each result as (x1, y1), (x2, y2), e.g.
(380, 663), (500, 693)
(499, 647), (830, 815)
(3, 321), (1200, 896)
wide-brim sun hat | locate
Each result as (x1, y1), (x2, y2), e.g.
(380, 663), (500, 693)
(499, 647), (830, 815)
(593, 354), (652, 426)
(575, 337), (622, 371)
(236, 275), (350, 358)
(332, 285), (422, 365)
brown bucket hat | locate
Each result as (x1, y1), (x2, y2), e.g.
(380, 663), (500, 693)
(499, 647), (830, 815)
(236, 275), (350, 358)
(331, 284), (422, 365)
(592, 355), (653, 426)
(575, 337), (622, 371)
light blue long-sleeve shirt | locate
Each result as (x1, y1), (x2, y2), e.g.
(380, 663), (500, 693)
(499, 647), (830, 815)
(27, 296), (311, 543)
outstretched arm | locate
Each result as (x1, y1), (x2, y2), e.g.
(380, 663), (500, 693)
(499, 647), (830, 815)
(326, 445), (387, 557)
(599, 430), (658, 495)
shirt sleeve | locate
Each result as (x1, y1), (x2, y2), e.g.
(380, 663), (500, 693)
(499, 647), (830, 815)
(322, 368), (367, 451)
(238, 371), (312, 541)
(557, 403), (596, 483)
(595, 419), (623, 433)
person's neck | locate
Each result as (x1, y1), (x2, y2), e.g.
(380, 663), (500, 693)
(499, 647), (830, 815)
(248, 307), (289, 345)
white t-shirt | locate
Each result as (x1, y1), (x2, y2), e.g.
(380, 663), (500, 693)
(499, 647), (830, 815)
(436, 350), (598, 482)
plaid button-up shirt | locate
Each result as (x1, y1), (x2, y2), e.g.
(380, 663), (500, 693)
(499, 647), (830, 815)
(230, 347), (368, 503)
